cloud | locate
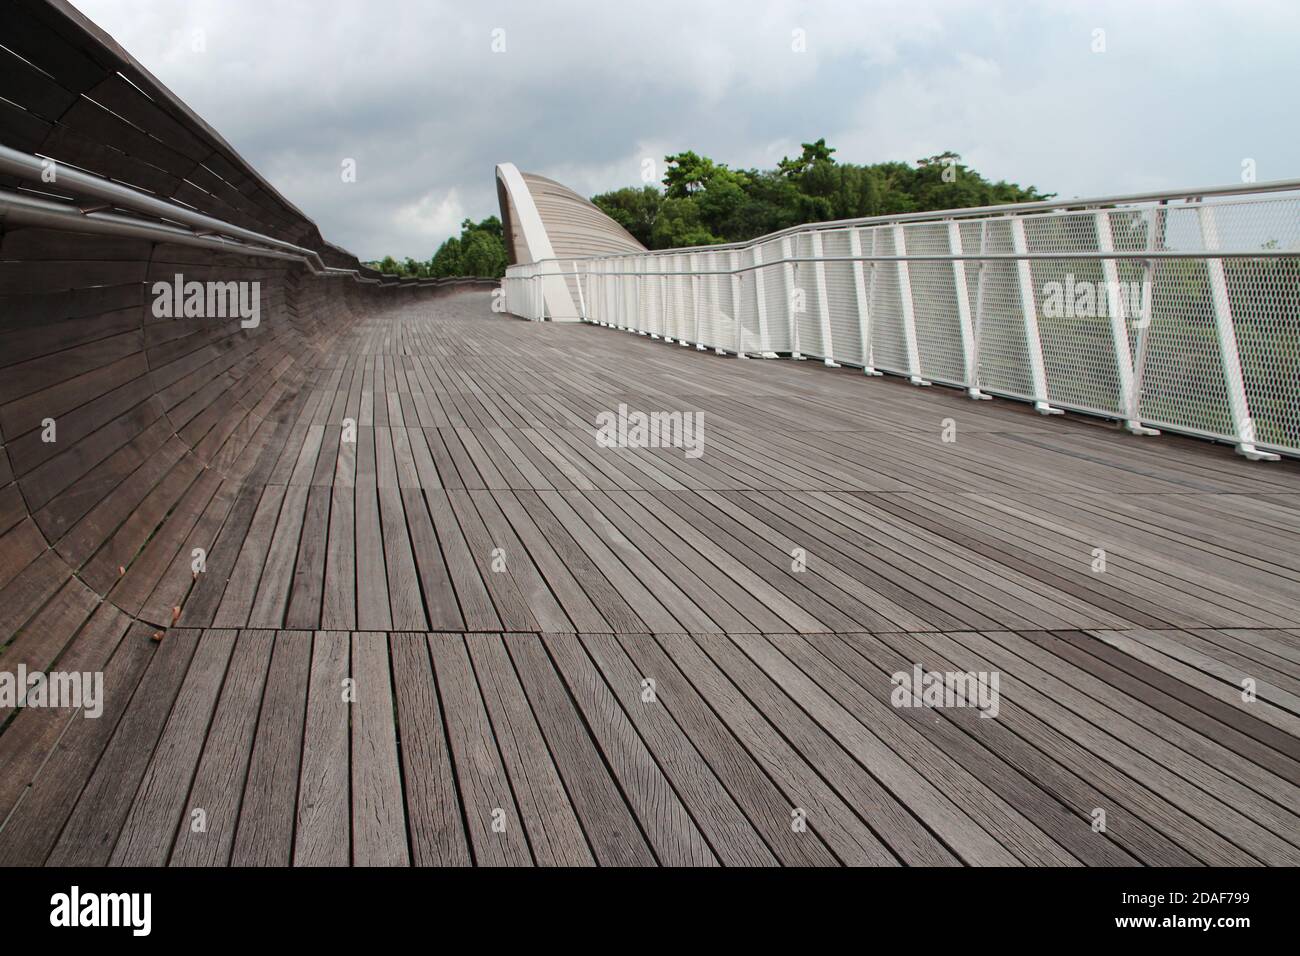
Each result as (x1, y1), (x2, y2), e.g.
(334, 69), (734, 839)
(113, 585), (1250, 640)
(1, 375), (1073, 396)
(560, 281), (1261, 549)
(68, 0), (1300, 259)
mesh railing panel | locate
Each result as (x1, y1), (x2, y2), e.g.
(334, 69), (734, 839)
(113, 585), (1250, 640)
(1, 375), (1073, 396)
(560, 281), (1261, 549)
(505, 189), (1300, 458)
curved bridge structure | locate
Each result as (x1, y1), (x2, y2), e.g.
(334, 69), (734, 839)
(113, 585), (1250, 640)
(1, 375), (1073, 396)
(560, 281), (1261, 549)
(496, 162), (644, 320)
(1, 0), (1298, 869)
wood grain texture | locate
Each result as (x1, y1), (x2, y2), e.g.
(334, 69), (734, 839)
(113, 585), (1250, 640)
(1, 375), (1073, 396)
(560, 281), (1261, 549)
(1, 288), (1297, 867)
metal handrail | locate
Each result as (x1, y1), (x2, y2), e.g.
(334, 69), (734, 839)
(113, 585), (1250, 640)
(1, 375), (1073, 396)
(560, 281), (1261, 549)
(510, 247), (1297, 279)
(0, 143), (492, 287)
(525, 177), (1300, 261)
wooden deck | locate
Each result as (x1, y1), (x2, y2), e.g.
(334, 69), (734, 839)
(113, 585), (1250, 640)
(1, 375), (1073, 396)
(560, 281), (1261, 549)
(2, 289), (1298, 866)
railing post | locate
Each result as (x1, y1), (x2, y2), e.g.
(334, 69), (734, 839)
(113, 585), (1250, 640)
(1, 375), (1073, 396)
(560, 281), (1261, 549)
(691, 254), (702, 348)
(947, 220), (989, 399)
(1131, 249), (1155, 428)
(673, 255), (688, 346)
(752, 245), (775, 356)
(1010, 217), (1061, 413)
(849, 227), (881, 376)
(892, 224), (927, 385)
(623, 257), (634, 330)
(1198, 203), (1278, 460)
(599, 259), (608, 325)
(612, 259), (621, 327)
(652, 265), (664, 339)
(732, 250), (746, 358)
(781, 236), (804, 359)
(972, 222), (988, 386)
(665, 256), (678, 343)
(712, 253), (728, 354)
(633, 259), (645, 334)
(602, 259), (611, 326)
(615, 259), (624, 328)
(572, 260), (588, 322)
(615, 259), (625, 327)
(811, 231), (839, 366)
(1095, 212), (1158, 434)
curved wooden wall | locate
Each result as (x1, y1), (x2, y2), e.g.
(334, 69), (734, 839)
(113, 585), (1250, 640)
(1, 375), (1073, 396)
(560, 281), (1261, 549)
(0, 0), (492, 667)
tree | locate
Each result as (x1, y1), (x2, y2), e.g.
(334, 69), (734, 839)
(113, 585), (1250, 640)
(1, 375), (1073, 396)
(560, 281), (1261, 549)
(662, 151), (718, 197)
(652, 197), (721, 248)
(592, 186), (662, 247)
(620, 143), (1054, 248)
(429, 237), (463, 277)
(777, 138), (836, 178)
(460, 229), (508, 277)
(427, 216), (510, 278)
(377, 141), (1054, 268)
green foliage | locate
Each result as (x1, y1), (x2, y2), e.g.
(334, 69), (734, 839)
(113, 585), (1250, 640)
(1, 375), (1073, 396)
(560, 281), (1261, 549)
(373, 144), (1055, 265)
(652, 196), (723, 248)
(430, 216), (508, 278)
(776, 138), (836, 178)
(428, 237), (463, 278)
(590, 143), (1056, 250)
(591, 186), (662, 247)
(459, 228), (509, 277)
(371, 215), (508, 279)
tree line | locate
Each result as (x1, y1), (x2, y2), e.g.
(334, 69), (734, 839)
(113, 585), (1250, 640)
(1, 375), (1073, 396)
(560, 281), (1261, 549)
(370, 141), (1053, 275)
(367, 215), (509, 279)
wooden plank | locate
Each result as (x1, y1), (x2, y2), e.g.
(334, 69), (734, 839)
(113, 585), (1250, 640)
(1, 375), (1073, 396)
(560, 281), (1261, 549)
(652, 632), (900, 865)
(41, 629), (204, 866)
(163, 629), (277, 866)
(230, 630), (312, 865)
(294, 631), (351, 866)
(577, 632), (775, 865)
(389, 632), (471, 866)
(503, 632), (656, 865)
(0, 604), (133, 826)
(427, 632), (532, 865)
(109, 629), (241, 865)
(350, 632), (409, 865)
(465, 633), (594, 865)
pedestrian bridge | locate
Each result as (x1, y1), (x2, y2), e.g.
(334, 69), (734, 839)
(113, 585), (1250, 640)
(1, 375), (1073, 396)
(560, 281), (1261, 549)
(0, 0), (1297, 866)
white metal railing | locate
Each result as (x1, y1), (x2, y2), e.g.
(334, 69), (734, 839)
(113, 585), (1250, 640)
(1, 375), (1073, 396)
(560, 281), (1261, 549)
(504, 181), (1300, 460)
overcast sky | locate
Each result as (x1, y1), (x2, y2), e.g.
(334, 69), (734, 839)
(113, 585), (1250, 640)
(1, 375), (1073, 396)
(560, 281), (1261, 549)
(71, 0), (1300, 261)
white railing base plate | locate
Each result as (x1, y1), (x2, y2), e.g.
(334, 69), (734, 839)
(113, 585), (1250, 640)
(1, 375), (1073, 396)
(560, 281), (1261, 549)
(1125, 422), (1161, 436)
(1238, 444), (1281, 462)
